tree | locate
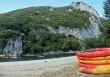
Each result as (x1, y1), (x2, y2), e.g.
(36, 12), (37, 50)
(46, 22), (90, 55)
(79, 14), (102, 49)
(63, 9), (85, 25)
(83, 37), (106, 49)
(104, 0), (110, 18)
(102, 20), (110, 47)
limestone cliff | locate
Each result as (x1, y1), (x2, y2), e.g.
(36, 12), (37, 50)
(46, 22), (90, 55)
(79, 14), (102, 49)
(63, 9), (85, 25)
(48, 2), (101, 40)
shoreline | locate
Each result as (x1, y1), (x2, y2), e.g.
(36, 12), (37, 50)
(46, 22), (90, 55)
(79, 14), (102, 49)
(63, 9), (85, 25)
(0, 56), (75, 63)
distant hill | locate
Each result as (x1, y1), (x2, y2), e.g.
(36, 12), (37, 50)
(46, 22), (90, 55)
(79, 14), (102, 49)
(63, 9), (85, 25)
(0, 4), (99, 55)
(0, 6), (90, 29)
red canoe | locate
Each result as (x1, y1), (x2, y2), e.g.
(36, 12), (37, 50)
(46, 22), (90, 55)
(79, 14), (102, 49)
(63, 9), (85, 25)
(77, 50), (110, 58)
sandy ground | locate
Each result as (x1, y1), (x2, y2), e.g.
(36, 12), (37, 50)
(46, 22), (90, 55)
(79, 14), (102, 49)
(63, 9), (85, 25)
(0, 56), (110, 77)
(0, 56), (79, 77)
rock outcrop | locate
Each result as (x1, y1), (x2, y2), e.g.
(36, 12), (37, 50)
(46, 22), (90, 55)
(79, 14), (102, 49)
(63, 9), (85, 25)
(48, 2), (101, 40)
(4, 35), (23, 57)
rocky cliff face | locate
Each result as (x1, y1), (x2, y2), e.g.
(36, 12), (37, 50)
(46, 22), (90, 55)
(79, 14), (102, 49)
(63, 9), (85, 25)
(4, 35), (23, 57)
(48, 2), (101, 40)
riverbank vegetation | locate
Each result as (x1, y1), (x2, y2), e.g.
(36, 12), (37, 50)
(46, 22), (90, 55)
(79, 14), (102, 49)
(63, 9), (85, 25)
(82, 0), (110, 49)
(0, 6), (90, 54)
(0, 0), (110, 55)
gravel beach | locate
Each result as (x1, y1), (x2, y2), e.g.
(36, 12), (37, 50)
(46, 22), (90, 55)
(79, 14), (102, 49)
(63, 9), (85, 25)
(0, 56), (79, 77)
(0, 56), (110, 77)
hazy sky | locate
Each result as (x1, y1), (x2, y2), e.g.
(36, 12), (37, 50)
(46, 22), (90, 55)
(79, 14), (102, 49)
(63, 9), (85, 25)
(0, 0), (105, 17)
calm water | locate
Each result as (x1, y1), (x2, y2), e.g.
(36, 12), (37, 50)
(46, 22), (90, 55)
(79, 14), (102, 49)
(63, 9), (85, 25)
(0, 53), (75, 62)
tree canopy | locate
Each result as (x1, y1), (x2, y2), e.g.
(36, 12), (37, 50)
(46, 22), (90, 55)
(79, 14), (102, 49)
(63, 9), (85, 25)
(104, 0), (110, 18)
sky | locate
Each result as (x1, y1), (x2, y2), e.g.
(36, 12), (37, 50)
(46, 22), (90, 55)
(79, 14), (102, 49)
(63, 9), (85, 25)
(0, 0), (105, 17)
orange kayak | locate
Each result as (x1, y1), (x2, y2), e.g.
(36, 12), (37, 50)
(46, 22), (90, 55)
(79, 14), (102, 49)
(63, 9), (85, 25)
(80, 63), (110, 68)
(80, 63), (97, 68)
(78, 56), (110, 60)
(79, 59), (110, 65)
(79, 65), (110, 74)
(77, 50), (110, 58)
(96, 48), (110, 51)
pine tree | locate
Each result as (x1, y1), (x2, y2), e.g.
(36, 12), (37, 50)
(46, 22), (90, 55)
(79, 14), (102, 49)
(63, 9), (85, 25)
(104, 0), (110, 18)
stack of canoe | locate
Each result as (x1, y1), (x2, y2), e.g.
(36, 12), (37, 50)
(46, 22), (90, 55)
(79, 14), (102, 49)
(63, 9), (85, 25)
(77, 48), (110, 74)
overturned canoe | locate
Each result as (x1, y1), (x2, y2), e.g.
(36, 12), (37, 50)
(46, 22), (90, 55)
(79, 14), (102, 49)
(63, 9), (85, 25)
(77, 50), (110, 58)
(79, 65), (110, 74)
(78, 56), (110, 60)
(80, 63), (97, 68)
(96, 48), (110, 51)
(79, 59), (110, 65)
(80, 63), (110, 68)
